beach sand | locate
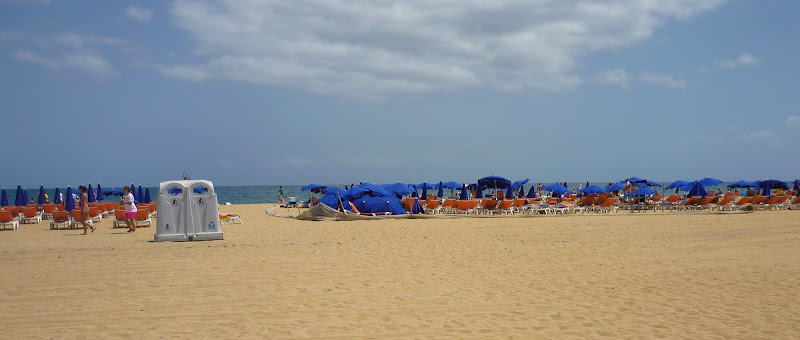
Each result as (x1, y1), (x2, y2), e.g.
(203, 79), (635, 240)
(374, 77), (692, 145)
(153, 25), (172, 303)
(1, 204), (798, 338)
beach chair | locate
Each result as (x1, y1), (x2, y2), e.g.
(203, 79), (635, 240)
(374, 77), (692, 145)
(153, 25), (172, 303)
(0, 210), (20, 230)
(104, 202), (116, 216)
(41, 203), (56, 220)
(220, 213), (242, 224)
(349, 202), (391, 216)
(49, 210), (69, 230)
(69, 210), (92, 230)
(709, 196), (733, 211)
(476, 199), (498, 214)
(696, 196), (714, 211)
(787, 196), (800, 210)
(20, 206), (42, 224)
(424, 199), (441, 214)
(112, 209), (128, 228)
(770, 195), (791, 210)
(677, 196), (701, 211)
(732, 196), (752, 210)
(135, 210), (152, 227)
(87, 206), (102, 223)
(598, 197), (619, 213)
(442, 199), (455, 213)
(512, 198), (527, 213)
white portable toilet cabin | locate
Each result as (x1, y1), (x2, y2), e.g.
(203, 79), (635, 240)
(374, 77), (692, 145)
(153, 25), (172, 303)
(187, 180), (223, 241)
(154, 180), (223, 242)
(155, 180), (190, 242)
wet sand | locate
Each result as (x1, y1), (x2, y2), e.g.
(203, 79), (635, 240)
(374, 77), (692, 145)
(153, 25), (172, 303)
(1, 204), (798, 338)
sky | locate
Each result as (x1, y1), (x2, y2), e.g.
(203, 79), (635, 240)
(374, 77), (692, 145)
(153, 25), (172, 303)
(1, 0), (799, 188)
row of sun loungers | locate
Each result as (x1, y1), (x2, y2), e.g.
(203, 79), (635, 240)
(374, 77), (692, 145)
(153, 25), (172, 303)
(396, 192), (800, 216)
(0, 202), (157, 230)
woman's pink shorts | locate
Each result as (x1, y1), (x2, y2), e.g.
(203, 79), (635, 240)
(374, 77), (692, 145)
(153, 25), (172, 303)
(125, 212), (136, 218)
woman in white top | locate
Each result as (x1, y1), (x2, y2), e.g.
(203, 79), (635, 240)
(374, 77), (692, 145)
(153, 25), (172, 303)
(121, 186), (137, 233)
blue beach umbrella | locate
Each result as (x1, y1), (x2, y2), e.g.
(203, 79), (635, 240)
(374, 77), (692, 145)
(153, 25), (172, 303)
(698, 177), (722, 187)
(442, 181), (461, 189)
(38, 185), (47, 204)
(65, 186), (75, 211)
(665, 180), (692, 191)
(628, 177), (646, 184)
(144, 188), (151, 203)
(511, 179), (529, 190)
(606, 182), (625, 192)
(301, 184), (327, 193)
(104, 188), (123, 196)
(15, 185), (25, 206)
(478, 175), (511, 194)
(628, 186), (655, 197)
(323, 187), (346, 196)
(96, 184), (104, 201)
(1, 188), (8, 206)
(580, 185), (608, 195)
(437, 181), (444, 198)
(87, 184), (96, 203)
(543, 183), (571, 197)
(644, 180), (662, 187)
(54, 187), (62, 204)
(138, 185), (144, 204)
(727, 180), (756, 188)
(526, 185), (536, 198)
(381, 183), (411, 196)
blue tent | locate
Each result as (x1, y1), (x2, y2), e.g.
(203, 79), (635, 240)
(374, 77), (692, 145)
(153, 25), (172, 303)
(511, 179), (529, 190)
(137, 186), (144, 204)
(15, 185), (25, 206)
(687, 181), (708, 197)
(318, 193), (351, 211)
(96, 184), (104, 201)
(606, 182), (625, 192)
(665, 180), (692, 190)
(580, 185), (608, 195)
(728, 180), (756, 188)
(301, 184), (328, 193)
(144, 188), (151, 203)
(37, 185), (47, 204)
(352, 196), (405, 215)
(0, 188), (8, 206)
(322, 187), (346, 196)
(526, 185), (536, 198)
(478, 175), (511, 190)
(437, 181), (444, 198)
(87, 184), (96, 203)
(543, 183), (571, 196)
(65, 187), (75, 211)
(54, 187), (62, 204)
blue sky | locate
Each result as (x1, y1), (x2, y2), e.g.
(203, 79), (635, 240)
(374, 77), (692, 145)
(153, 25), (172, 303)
(1, 0), (799, 187)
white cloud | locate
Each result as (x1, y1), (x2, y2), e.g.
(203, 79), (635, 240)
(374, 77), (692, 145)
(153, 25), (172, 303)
(748, 130), (781, 146)
(717, 53), (760, 68)
(787, 116), (800, 128)
(161, 0), (725, 99)
(126, 6), (153, 23)
(13, 49), (118, 79)
(3, 32), (126, 80)
(595, 69), (629, 89)
(639, 72), (686, 89)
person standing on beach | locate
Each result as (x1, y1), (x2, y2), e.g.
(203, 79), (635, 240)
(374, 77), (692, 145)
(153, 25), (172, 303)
(278, 186), (285, 205)
(121, 186), (137, 233)
(77, 186), (94, 234)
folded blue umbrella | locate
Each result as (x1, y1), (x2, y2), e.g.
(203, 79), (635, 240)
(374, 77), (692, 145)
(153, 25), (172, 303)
(144, 188), (151, 203)
(526, 185), (536, 198)
(505, 186), (513, 199)
(65, 186), (75, 211)
(87, 184), (96, 203)
(1, 188), (8, 206)
(437, 181), (444, 198)
(517, 186), (526, 199)
(138, 185), (144, 203)
(96, 184), (104, 201)
(15, 185), (25, 206)
(130, 183), (137, 203)
(420, 183), (428, 199)
(459, 185), (469, 200)
(54, 187), (62, 204)
(38, 185), (47, 204)
(475, 186), (483, 198)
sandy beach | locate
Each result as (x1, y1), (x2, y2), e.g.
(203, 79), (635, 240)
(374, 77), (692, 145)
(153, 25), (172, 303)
(1, 204), (798, 338)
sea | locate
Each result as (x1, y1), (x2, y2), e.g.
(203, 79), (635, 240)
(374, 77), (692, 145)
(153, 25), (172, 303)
(6, 181), (789, 206)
